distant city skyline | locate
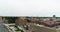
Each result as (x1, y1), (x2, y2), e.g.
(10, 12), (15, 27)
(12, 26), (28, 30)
(0, 0), (60, 17)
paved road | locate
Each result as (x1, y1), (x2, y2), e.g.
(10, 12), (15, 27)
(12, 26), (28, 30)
(0, 22), (8, 32)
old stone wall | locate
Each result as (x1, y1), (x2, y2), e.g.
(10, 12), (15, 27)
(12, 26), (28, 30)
(29, 24), (56, 32)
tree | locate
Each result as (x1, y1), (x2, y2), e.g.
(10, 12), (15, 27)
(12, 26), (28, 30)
(3, 17), (18, 23)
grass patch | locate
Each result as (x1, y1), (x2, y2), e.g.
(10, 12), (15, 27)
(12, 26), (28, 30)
(16, 31), (21, 32)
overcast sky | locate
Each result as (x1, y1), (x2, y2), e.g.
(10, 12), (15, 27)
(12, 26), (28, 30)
(0, 0), (60, 17)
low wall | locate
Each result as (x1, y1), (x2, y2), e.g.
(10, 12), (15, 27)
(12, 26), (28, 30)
(29, 24), (56, 32)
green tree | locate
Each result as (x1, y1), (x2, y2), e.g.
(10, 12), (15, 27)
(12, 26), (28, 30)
(4, 17), (18, 23)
